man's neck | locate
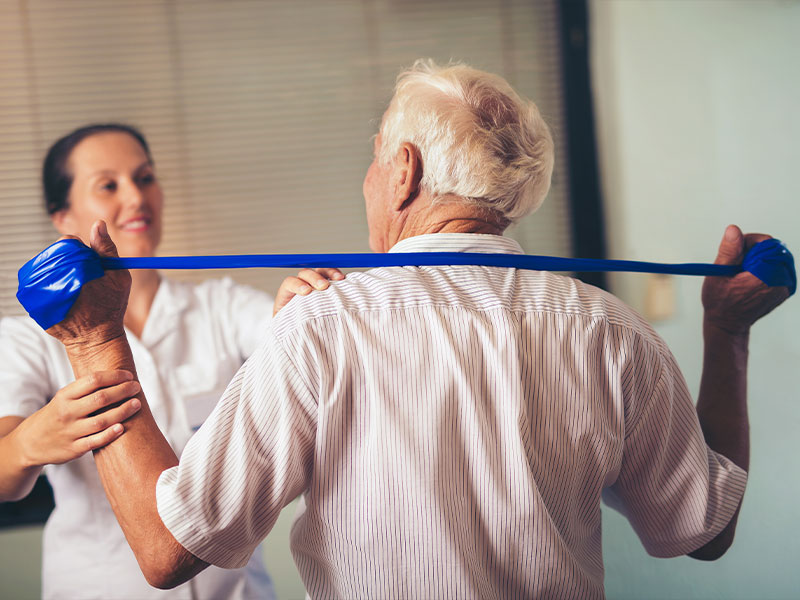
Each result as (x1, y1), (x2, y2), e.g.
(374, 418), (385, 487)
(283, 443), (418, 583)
(391, 195), (508, 248)
(416, 218), (506, 236)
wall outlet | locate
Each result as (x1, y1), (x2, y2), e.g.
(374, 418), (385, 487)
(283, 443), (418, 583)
(643, 273), (676, 321)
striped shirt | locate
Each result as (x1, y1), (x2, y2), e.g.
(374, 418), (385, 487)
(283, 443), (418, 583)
(156, 233), (747, 599)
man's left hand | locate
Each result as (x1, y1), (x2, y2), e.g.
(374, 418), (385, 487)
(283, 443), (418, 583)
(702, 224), (791, 335)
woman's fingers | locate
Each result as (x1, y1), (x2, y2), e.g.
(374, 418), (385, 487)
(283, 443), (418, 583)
(75, 422), (126, 454)
(296, 268), (345, 290)
(76, 380), (141, 418)
(273, 277), (311, 317)
(315, 268), (345, 282)
(273, 268), (346, 316)
(77, 395), (141, 439)
(61, 370), (134, 401)
(285, 275), (314, 295)
(296, 269), (332, 291)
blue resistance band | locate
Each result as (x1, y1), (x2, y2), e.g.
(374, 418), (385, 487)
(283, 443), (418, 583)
(17, 237), (796, 330)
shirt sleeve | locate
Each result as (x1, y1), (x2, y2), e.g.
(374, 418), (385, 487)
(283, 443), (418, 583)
(604, 338), (747, 558)
(155, 329), (317, 569)
(0, 317), (55, 419)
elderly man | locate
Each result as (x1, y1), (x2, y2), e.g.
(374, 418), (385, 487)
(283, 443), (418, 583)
(47, 60), (787, 598)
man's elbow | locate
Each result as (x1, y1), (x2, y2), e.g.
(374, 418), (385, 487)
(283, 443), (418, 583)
(145, 573), (182, 590)
(687, 528), (735, 561)
(141, 558), (190, 589)
(138, 544), (207, 589)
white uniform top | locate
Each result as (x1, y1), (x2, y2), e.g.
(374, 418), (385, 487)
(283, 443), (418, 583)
(0, 277), (276, 600)
(156, 234), (747, 600)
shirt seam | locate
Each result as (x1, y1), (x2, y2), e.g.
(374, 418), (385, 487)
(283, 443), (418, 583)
(275, 301), (663, 349)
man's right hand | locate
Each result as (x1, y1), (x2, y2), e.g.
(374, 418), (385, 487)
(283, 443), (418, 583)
(702, 225), (791, 335)
(46, 221), (132, 351)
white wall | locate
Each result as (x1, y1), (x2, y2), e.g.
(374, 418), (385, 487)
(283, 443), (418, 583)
(591, 1), (800, 598)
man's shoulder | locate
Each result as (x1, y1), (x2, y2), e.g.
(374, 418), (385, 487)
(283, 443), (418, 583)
(272, 265), (655, 340)
(271, 266), (427, 336)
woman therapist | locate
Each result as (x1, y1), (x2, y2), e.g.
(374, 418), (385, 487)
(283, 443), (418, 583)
(0, 123), (340, 599)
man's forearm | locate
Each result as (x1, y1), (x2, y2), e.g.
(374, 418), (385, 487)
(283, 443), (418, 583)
(65, 337), (207, 587)
(696, 319), (750, 471)
(688, 318), (750, 560)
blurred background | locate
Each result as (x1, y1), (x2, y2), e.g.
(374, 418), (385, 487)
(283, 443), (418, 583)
(0, 1), (797, 598)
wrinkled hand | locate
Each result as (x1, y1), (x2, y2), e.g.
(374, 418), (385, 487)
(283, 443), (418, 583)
(16, 370), (141, 467)
(273, 267), (345, 317)
(702, 225), (791, 335)
(46, 221), (132, 349)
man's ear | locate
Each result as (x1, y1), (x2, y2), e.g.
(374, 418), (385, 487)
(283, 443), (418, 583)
(391, 142), (423, 211)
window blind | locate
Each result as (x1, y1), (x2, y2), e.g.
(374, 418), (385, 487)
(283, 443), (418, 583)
(0, 0), (571, 317)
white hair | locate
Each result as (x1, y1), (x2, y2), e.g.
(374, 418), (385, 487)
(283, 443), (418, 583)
(378, 59), (555, 223)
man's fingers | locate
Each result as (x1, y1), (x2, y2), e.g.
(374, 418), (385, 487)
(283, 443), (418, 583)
(61, 370), (135, 400)
(89, 220), (121, 258)
(742, 232), (772, 252)
(714, 224), (745, 266)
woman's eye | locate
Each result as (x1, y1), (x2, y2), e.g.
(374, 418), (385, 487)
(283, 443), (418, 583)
(99, 181), (117, 192)
(139, 173), (155, 185)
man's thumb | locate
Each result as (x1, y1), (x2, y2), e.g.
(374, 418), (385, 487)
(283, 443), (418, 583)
(714, 224), (744, 266)
(90, 220), (120, 258)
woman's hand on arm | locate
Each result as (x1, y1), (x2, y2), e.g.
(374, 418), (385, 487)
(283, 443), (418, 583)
(0, 371), (141, 501)
(273, 268), (344, 317)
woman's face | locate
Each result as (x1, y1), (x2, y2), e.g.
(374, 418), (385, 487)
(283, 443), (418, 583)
(52, 131), (163, 257)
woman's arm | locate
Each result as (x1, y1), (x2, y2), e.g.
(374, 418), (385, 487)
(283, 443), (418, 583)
(0, 373), (142, 502)
(0, 416), (36, 501)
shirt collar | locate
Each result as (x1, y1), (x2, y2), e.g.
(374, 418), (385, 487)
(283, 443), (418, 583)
(388, 233), (524, 255)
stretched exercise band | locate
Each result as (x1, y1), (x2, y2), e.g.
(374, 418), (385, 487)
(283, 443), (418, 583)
(17, 237), (796, 330)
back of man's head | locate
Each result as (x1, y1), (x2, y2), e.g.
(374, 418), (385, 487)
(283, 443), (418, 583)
(378, 59), (555, 224)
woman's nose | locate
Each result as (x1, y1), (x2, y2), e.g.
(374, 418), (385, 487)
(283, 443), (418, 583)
(120, 178), (146, 207)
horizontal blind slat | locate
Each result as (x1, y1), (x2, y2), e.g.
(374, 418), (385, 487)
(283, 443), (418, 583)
(1, 0), (570, 319)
